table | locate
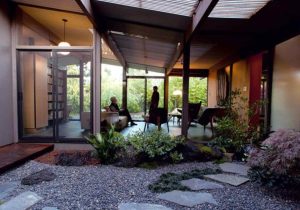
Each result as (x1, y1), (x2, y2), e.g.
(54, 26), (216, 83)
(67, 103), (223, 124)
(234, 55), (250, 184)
(168, 108), (182, 125)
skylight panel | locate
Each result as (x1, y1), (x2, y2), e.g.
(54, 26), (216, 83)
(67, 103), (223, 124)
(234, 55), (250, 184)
(209, 0), (272, 19)
(97, 0), (199, 17)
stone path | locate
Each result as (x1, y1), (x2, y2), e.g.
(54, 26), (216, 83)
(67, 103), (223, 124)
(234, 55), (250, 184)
(42, 207), (59, 210)
(155, 162), (250, 207)
(0, 182), (18, 199)
(219, 162), (250, 176)
(118, 202), (172, 210)
(0, 191), (42, 210)
(158, 190), (218, 207)
(181, 178), (224, 190)
(204, 174), (249, 186)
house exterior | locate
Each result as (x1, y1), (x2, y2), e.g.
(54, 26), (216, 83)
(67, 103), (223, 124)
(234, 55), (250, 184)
(0, 0), (299, 146)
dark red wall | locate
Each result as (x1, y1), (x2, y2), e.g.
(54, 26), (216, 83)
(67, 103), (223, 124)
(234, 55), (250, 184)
(248, 53), (263, 126)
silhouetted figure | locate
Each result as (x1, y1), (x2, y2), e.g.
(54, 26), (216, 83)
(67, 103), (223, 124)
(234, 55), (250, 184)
(149, 86), (159, 115)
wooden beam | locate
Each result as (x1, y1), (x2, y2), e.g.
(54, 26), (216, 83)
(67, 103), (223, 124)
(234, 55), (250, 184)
(103, 33), (126, 67)
(122, 66), (127, 109)
(181, 42), (190, 137)
(76, 0), (127, 68)
(169, 69), (209, 77)
(166, 0), (218, 75)
(164, 69), (169, 111)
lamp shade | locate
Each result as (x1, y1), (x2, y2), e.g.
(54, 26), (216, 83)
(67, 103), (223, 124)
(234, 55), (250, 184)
(58, 41), (70, 55)
(173, 90), (182, 96)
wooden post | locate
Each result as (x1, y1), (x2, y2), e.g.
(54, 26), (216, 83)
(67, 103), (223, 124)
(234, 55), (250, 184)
(93, 29), (101, 133)
(164, 68), (169, 111)
(122, 66), (127, 109)
(181, 42), (190, 137)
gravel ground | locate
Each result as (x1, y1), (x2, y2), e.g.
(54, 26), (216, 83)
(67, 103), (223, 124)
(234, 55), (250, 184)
(0, 161), (299, 210)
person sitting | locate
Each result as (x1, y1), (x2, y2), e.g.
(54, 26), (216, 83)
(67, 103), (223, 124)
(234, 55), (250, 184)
(109, 96), (137, 126)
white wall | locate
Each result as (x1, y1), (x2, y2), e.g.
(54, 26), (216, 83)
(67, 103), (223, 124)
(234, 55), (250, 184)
(271, 35), (300, 130)
(0, 1), (14, 146)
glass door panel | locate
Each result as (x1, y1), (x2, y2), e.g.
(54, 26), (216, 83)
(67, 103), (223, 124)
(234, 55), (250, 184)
(127, 78), (145, 121)
(67, 78), (80, 120)
(55, 51), (92, 139)
(18, 51), (54, 138)
(146, 78), (165, 113)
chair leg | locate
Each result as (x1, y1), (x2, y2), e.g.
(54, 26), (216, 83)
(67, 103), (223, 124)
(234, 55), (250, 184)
(144, 122), (147, 131)
(166, 122), (169, 132)
(210, 119), (214, 134)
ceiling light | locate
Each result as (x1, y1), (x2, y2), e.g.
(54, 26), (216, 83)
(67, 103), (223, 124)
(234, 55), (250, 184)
(58, 19), (70, 55)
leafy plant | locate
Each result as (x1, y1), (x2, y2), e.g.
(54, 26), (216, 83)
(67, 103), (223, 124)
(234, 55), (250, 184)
(148, 168), (222, 193)
(213, 89), (261, 158)
(128, 130), (185, 160)
(85, 127), (126, 164)
(170, 151), (184, 163)
(248, 129), (300, 187)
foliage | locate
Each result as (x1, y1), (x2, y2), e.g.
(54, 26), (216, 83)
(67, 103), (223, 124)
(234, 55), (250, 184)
(248, 166), (300, 188)
(213, 89), (261, 157)
(127, 130), (185, 160)
(168, 77), (207, 111)
(101, 64), (123, 108)
(170, 151), (184, 163)
(248, 129), (300, 174)
(148, 168), (222, 193)
(85, 127), (126, 164)
(66, 64), (91, 118)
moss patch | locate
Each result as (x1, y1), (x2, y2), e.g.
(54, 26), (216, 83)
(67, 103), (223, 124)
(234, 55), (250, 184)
(148, 168), (222, 193)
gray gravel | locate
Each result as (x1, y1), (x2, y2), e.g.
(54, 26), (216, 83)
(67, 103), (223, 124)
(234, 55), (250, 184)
(0, 161), (299, 210)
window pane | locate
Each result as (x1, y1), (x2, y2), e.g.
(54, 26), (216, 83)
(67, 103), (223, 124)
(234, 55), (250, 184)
(101, 64), (123, 108)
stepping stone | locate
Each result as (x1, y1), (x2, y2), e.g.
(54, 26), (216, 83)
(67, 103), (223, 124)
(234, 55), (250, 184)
(180, 178), (223, 190)
(42, 207), (59, 210)
(21, 168), (56, 185)
(0, 191), (42, 210)
(118, 203), (172, 210)
(0, 182), (18, 199)
(204, 174), (249, 186)
(158, 190), (217, 207)
(219, 162), (250, 176)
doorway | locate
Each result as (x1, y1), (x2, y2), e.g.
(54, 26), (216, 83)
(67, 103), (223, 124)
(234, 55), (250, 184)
(17, 50), (92, 142)
(127, 77), (164, 121)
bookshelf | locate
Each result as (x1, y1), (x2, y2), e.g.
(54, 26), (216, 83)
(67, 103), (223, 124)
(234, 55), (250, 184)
(47, 66), (67, 123)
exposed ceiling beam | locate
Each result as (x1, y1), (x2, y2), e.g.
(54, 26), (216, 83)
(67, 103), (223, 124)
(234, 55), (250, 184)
(103, 32), (126, 67)
(76, 0), (127, 67)
(75, 0), (96, 25)
(166, 0), (219, 75)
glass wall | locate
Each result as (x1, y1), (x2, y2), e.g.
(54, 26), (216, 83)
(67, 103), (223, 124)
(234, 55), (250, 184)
(16, 5), (94, 141)
(17, 6), (93, 46)
(101, 64), (123, 108)
(168, 76), (208, 111)
(18, 50), (92, 140)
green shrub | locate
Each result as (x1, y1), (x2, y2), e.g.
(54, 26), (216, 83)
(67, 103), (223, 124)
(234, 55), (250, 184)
(85, 127), (126, 164)
(128, 130), (185, 160)
(212, 89), (261, 159)
(170, 151), (183, 163)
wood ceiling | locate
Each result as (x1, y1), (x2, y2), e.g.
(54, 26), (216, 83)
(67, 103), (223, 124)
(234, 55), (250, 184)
(92, 0), (300, 73)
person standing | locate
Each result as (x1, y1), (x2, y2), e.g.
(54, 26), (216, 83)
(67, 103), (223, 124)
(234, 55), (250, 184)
(149, 86), (159, 115)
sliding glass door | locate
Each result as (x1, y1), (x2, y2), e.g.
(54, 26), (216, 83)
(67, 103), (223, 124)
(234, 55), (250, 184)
(17, 50), (92, 142)
(127, 77), (164, 120)
(127, 78), (146, 121)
